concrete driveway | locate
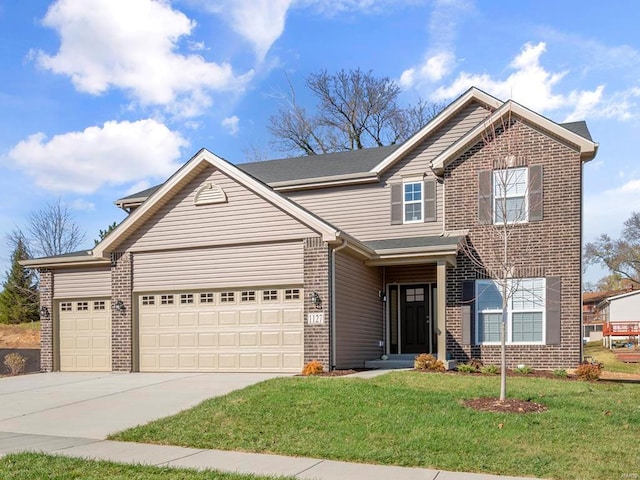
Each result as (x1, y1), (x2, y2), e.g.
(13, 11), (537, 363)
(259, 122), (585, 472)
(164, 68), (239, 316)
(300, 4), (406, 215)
(0, 372), (285, 439)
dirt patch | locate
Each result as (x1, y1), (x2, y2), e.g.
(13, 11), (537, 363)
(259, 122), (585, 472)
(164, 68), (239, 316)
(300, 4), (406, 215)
(464, 397), (547, 414)
(0, 324), (40, 349)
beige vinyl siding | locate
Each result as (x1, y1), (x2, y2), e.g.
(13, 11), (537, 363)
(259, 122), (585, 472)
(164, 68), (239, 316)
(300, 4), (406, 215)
(335, 250), (383, 368)
(287, 103), (489, 241)
(122, 167), (316, 252)
(385, 265), (437, 284)
(133, 242), (303, 292)
(53, 267), (111, 299)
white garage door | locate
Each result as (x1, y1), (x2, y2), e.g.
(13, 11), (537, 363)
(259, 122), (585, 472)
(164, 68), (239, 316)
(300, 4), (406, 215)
(59, 299), (112, 372)
(138, 287), (304, 372)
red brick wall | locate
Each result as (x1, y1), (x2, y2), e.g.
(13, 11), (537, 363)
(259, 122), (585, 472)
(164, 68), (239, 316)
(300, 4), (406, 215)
(445, 120), (583, 368)
(39, 269), (54, 372)
(111, 252), (133, 372)
(303, 237), (331, 368)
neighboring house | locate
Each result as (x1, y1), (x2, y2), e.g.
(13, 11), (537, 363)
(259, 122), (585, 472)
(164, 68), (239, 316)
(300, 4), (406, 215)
(24, 87), (598, 373)
(597, 289), (640, 324)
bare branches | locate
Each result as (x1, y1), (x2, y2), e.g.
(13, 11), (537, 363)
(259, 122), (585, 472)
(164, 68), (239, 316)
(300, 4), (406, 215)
(584, 212), (640, 286)
(7, 198), (86, 259)
(268, 69), (446, 156)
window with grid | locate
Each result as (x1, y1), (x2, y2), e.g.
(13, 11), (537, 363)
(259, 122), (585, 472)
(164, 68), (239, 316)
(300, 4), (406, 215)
(262, 290), (278, 301)
(200, 292), (215, 304)
(403, 182), (423, 223)
(160, 295), (174, 305)
(493, 167), (528, 223)
(476, 278), (545, 344)
(241, 290), (256, 302)
(285, 289), (300, 300)
(93, 301), (106, 311)
(141, 295), (155, 306)
(220, 292), (235, 303)
(61, 302), (72, 312)
(180, 293), (194, 304)
(77, 301), (88, 311)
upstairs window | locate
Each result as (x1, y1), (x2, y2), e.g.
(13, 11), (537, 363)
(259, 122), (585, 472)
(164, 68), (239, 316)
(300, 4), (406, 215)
(403, 182), (423, 223)
(494, 167), (528, 223)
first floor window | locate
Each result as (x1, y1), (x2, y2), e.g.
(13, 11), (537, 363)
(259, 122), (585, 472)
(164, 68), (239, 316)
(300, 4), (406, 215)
(476, 278), (545, 344)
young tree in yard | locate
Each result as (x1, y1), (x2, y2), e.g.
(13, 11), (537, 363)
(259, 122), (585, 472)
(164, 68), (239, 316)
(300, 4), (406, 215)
(585, 212), (640, 286)
(8, 198), (86, 258)
(0, 239), (39, 324)
(461, 108), (545, 402)
(268, 69), (446, 156)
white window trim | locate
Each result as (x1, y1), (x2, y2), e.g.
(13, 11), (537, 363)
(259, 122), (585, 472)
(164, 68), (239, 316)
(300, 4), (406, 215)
(403, 181), (423, 224)
(475, 278), (546, 345)
(493, 167), (528, 225)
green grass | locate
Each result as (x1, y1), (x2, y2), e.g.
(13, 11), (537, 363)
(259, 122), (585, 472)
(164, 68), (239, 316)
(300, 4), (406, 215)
(112, 372), (640, 480)
(584, 341), (640, 374)
(0, 452), (292, 480)
(2, 321), (40, 331)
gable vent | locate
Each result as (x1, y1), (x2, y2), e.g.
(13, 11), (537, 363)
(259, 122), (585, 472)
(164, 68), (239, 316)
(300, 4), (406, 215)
(194, 182), (227, 206)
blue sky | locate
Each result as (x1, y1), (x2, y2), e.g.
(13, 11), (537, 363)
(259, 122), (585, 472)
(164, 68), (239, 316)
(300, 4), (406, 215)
(1, 0), (639, 285)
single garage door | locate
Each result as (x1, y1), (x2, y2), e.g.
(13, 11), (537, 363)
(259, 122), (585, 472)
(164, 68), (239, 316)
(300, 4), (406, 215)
(138, 287), (304, 372)
(59, 299), (112, 371)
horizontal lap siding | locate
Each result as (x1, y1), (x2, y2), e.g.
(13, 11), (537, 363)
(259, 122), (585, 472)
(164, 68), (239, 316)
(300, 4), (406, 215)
(133, 242), (304, 292)
(53, 268), (111, 298)
(335, 251), (383, 368)
(122, 167), (315, 252)
(287, 103), (489, 241)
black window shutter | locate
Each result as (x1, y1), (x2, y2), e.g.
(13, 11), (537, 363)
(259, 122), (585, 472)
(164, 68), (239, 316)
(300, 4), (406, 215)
(478, 170), (492, 224)
(529, 165), (543, 222)
(424, 179), (437, 222)
(546, 276), (561, 345)
(390, 184), (403, 225)
(461, 280), (475, 345)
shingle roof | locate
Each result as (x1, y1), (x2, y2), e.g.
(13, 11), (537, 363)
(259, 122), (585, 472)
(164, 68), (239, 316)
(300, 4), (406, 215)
(238, 144), (400, 183)
(559, 121), (592, 141)
(364, 235), (464, 251)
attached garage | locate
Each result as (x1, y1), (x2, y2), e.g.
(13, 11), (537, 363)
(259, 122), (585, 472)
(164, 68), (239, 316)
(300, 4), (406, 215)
(138, 287), (304, 372)
(58, 299), (112, 371)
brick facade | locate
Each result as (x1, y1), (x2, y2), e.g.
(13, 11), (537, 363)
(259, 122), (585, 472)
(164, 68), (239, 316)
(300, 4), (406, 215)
(39, 269), (54, 372)
(444, 120), (583, 368)
(111, 252), (133, 372)
(303, 237), (331, 368)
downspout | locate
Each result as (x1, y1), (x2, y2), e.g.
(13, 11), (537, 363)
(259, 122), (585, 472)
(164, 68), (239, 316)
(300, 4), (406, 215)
(331, 238), (348, 370)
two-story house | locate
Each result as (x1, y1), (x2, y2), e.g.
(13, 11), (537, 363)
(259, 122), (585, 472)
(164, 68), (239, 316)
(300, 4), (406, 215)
(25, 87), (598, 373)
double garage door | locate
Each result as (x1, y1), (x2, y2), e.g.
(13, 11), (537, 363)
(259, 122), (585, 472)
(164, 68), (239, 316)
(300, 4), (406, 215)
(58, 288), (304, 373)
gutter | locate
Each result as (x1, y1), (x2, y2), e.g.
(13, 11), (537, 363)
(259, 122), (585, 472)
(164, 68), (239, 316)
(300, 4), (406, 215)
(330, 239), (348, 370)
(20, 253), (110, 269)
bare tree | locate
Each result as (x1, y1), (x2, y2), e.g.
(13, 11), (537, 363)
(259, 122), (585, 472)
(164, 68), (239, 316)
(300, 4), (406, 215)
(8, 198), (86, 259)
(461, 107), (545, 402)
(268, 69), (446, 156)
(585, 212), (640, 287)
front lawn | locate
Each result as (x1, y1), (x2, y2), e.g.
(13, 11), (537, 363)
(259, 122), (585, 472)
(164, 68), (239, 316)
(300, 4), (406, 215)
(112, 372), (640, 480)
(0, 452), (292, 480)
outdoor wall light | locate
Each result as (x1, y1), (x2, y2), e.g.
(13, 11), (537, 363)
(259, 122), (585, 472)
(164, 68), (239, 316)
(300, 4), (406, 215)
(39, 306), (49, 319)
(114, 300), (126, 314)
(310, 291), (322, 310)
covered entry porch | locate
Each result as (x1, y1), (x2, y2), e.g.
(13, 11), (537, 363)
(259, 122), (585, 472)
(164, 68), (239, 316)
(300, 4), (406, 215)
(362, 235), (464, 369)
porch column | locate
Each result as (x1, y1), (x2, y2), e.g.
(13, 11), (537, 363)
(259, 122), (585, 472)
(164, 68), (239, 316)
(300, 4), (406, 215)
(437, 260), (447, 362)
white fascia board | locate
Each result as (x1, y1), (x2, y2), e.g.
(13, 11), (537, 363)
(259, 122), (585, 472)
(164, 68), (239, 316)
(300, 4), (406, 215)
(94, 149), (339, 256)
(431, 101), (598, 173)
(607, 289), (640, 302)
(365, 253), (457, 267)
(20, 255), (110, 269)
(370, 87), (502, 175)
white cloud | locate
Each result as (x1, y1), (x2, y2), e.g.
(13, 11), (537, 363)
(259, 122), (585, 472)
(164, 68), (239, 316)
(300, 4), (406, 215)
(583, 176), (640, 242)
(124, 180), (151, 196)
(399, 0), (471, 88)
(221, 115), (240, 136)
(36, 0), (252, 117)
(5, 119), (188, 194)
(69, 199), (95, 211)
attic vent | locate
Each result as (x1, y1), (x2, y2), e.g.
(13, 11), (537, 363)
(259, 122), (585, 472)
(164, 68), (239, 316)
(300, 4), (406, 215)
(194, 182), (226, 206)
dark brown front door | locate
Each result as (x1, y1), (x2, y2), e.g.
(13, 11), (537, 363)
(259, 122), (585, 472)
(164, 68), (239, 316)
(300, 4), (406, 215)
(400, 285), (430, 354)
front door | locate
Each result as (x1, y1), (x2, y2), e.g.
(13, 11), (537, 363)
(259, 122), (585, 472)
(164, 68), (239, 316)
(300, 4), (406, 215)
(400, 285), (430, 354)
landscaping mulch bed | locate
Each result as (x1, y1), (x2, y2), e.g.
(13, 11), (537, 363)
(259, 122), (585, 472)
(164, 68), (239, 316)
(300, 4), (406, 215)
(464, 397), (547, 414)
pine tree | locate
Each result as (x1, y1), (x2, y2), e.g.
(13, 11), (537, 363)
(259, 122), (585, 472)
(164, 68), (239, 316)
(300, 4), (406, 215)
(0, 239), (39, 324)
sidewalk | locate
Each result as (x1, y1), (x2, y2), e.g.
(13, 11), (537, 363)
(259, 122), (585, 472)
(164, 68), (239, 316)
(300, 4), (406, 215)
(0, 431), (542, 480)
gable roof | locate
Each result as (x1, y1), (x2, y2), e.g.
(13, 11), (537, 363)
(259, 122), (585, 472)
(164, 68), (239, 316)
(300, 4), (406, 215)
(94, 148), (343, 258)
(430, 100), (599, 174)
